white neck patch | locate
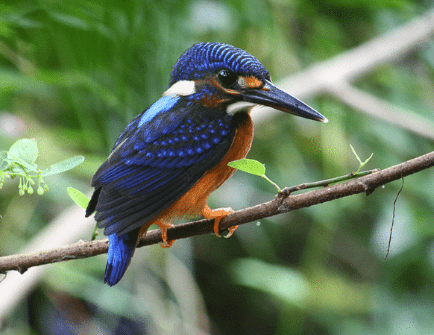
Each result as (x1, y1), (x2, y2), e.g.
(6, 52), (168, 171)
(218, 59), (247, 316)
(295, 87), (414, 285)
(163, 80), (196, 97)
(226, 101), (256, 115)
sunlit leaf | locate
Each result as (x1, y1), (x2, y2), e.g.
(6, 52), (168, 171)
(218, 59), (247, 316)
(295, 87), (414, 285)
(50, 12), (89, 29)
(67, 187), (90, 210)
(228, 158), (266, 176)
(7, 139), (39, 172)
(42, 156), (85, 176)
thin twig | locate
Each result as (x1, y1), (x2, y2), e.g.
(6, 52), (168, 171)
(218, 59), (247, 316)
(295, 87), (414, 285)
(281, 169), (379, 195)
(385, 176), (405, 259)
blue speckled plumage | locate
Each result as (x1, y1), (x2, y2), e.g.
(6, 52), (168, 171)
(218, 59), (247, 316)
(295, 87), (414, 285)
(169, 43), (270, 86)
(92, 109), (237, 235)
(86, 42), (326, 286)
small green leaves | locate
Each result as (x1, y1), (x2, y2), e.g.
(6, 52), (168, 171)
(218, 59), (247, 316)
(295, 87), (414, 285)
(228, 146), (375, 195)
(350, 144), (373, 174)
(67, 187), (90, 210)
(67, 187), (99, 240)
(228, 158), (281, 192)
(228, 158), (265, 176)
(0, 151), (10, 171)
(0, 138), (84, 195)
(42, 156), (85, 177)
(8, 138), (39, 169)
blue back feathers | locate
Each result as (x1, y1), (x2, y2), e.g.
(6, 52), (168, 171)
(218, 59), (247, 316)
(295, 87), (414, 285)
(168, 42), (270, 86)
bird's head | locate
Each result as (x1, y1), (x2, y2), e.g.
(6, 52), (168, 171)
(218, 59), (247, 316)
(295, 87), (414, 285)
(164, 42), (327, 123)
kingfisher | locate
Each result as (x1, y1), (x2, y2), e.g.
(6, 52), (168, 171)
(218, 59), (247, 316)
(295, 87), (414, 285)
(86, 42), (327, 286)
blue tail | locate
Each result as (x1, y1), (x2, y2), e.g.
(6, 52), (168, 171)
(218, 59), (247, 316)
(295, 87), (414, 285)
(104, 228), (140, 286)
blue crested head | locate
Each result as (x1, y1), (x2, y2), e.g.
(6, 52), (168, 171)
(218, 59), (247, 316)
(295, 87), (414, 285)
(168, 42), (270, 87)
(163, 42), (326, 123)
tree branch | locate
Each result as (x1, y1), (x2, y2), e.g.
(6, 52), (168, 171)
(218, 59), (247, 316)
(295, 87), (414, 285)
(251, 9), (434, 139)
(1, 150), (433, 274)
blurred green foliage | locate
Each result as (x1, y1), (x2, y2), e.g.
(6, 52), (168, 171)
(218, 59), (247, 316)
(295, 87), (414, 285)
(1, 138), (84, 195)
(1, 0), (434, 334)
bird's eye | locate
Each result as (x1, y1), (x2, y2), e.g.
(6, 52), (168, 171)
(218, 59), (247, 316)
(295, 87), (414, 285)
(217, 69), (238, 88)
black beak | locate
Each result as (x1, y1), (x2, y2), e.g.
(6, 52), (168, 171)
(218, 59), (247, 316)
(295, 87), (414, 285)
(242, 80), (328, 123)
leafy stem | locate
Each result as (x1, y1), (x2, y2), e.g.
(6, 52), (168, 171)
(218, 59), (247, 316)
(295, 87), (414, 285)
(228, 159), (281, 192)
(228, 145), (374, 194)
(350, 144), (373, 174)
(1, 138), (84, 195)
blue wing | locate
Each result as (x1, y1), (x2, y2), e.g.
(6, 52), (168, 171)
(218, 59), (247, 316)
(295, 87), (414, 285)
(87, 94), (239, 237)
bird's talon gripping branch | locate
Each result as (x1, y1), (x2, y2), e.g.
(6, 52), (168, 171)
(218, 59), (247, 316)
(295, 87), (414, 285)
(201, 205), (234, 238)
(160, 240), (175, 248)
(154, 221), (175, 248)
(223, 225), (238, 238)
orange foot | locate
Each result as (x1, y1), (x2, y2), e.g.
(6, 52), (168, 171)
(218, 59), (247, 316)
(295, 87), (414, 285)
(154, 220), (175, 248)
(201, 205), (238, 238)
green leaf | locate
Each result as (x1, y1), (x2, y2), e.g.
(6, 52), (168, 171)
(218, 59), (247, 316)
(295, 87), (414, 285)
(7, 138), (39, 171)
(228, 158), (281, 192)
(42, 156), (85, 176)
(228, 158), (266, 176)
(0, 151), (10, 170)
(50, 12), (89, 29)
(67, 187), (90, 210)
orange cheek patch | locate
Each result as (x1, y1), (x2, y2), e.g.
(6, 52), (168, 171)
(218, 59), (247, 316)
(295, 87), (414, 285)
(200, 94), (227, 108)
(242, 76), (263, 89)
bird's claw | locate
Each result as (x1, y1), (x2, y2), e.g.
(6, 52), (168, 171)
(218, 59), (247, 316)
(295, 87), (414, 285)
(201, 205), (236, 238)
(222, 225), (238, 238)
(154, 221), (175, 248)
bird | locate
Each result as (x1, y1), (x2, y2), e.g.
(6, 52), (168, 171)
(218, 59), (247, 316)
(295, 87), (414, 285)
(85, 42), (327, 286)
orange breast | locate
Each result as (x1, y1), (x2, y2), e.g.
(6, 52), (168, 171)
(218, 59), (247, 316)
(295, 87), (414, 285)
(151, 112), (254, 223)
